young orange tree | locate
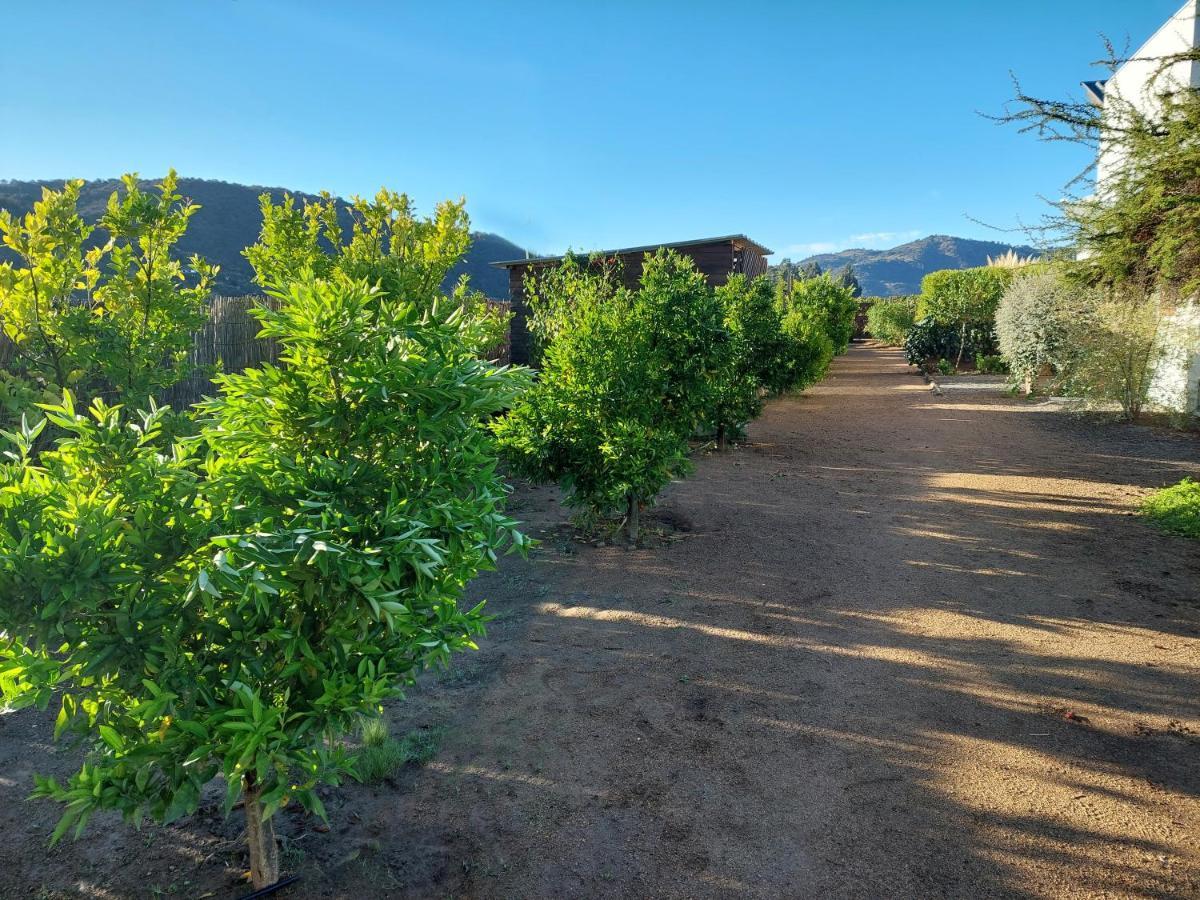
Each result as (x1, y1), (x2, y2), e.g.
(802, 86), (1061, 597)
(0, 272), (527, 886)
(708, 274), (789, 449)
(495, 249), (725, 541)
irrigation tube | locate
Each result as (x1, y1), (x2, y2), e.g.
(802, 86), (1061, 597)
(236, 873), (301, 899)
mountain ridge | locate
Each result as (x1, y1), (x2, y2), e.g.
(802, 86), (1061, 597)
(795, 234), (1041, 296)
(0, 177), (529, 299)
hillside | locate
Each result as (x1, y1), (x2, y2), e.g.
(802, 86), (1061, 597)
(0, 177), (528, 299)
(795, 234), (1041, 296)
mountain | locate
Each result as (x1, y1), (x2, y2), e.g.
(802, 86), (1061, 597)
(793, 234), (1041, 296)
(0, 177), (529, 299)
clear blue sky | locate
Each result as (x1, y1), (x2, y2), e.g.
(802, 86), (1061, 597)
(0, 1), (1182, 259)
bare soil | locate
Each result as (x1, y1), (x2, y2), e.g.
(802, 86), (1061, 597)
(3, 343), (1199, 899)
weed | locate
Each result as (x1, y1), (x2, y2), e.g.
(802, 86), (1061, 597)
(1141, 478), (1200, 539)
(354, 718), (445, 782)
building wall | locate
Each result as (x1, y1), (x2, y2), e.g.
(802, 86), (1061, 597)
(1095, 1), (1200, 415)
(1148, 303), (1200, 415)
(1097, 1), (1200, 186)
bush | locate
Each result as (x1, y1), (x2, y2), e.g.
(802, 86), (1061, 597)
(494, 249), (725, 541)
(917, 267), (1012, 369)
(0, 265), (528, 887)
(780, 307), (834, 388)
(1062, 292), (1162, 420)
(865, 296), (917, 345)
(903, 316), (995, 371)
(1141, 478), (1200, 539)
(995, 267), (1083, 391)
(707, 275), (792, 447)
(779, 275), (858, 354)
(245, 188), (505, 357)
(974, 354), (1008, 375)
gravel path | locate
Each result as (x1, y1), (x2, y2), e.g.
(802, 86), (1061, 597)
(3, 342), (1198, 899)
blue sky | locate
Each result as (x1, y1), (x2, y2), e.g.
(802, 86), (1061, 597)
(0, 1), (1183, 259)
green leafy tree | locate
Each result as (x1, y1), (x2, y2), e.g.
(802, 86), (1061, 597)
(0, 172), (213, 426)
(916, 267), (1012, 370)
(495, 250), (725, 541)
(245, 188), (507, 355)
(777, 274), (858, 355)
(837, 263), (862, 298)
(0, 273), (528, 889)
(865, 295), (917, 345)
(779, 306), (834, 389)
(523, 252), (623, 365)
(708, 275), (790, 448)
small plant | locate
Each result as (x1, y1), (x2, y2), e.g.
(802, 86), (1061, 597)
(1063, 291), (1163, 420)
(936, 358), (954, 376)
(974, 354), (1008, 374)
(1140, 478), (1200, 539)
(354, 718), (445, 782)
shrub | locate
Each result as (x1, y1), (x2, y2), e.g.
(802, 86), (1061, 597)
(974, 354), (1008, 375)
(0, 172), (213, 427)
(995, 267), (1083, 392)
(779, 275), (858, 354)
(708, 275), (790, 448)
(245, 188), (505, 356)
(903, 315), (997, 373)
(1062, 291), (1163, 420)
(495, 250), (725, 542)
(1141, 478), (1200, 539)
(0, 267), (528, 889)
(779, 307), (835, 389)
(865, 296), (917, 345)
(917, 267), (1012, 369)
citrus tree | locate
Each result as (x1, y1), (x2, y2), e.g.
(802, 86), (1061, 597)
(0, 171), (213, 427)
(0, 272), (528, 889)
(709, 274), (789, 448)
(244, 188), (507, 355)
(779, 274), (858, 354)
(495, 249), (724, 541)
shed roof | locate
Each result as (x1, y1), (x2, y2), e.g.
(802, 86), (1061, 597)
(491, 234), (773, 268)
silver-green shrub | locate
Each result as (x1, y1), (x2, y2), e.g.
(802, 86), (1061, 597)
(995, 267), (1082, 392)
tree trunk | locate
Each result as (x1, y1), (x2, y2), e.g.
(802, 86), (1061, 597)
(955, 321), (967, 372)
(243, 774), (280, 889)
(627, 493), (640, 545)
(716, 423), (727, 451)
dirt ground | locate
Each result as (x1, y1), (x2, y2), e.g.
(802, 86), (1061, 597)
(2, 343), (1199, 899)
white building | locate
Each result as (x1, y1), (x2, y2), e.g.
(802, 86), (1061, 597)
(1085, 0), (1200, 416)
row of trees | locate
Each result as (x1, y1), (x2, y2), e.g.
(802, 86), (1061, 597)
(0, 173), (854, 887)
(0, 176), (526, 888)
(494, 255), (856, 541)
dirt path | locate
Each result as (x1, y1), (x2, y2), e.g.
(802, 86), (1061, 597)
(3, 343), (1199, 899)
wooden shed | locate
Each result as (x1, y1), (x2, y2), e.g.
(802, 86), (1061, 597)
(492, 234), (772, 364)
